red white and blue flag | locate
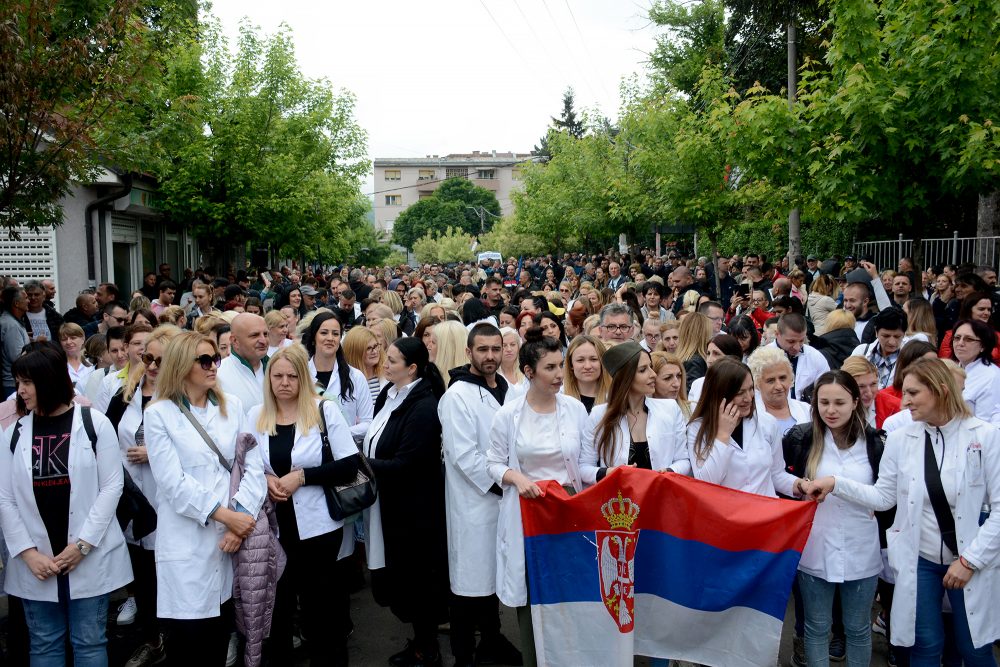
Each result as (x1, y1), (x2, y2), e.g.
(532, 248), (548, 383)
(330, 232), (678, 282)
(520, 467), (816, 667)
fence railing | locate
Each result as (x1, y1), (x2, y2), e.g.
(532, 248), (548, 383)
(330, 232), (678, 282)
(853, 234), (1000, 271)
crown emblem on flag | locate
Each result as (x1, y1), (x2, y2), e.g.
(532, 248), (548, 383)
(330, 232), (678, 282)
(601, 491), (640, 530)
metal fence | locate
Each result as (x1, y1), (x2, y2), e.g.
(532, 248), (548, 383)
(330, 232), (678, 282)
(853, 233), (1000, 271)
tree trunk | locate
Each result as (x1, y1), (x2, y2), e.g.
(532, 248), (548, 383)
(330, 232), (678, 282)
(976, 191), (999, 267)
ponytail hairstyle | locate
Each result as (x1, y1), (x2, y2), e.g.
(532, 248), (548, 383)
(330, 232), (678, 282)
(519, 325), (562, 378)
(302, 310), (354, 403)
(392, 336), (446, 400)
(689, 358), (753, 463)
(805, 371), (868, 479)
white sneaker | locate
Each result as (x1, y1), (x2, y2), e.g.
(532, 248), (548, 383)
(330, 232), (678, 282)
(116, 597), (137, 625)
(225, 632), (237, 667)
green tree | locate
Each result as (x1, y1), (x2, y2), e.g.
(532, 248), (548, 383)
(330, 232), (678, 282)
(552, 87), (585, 139)
(434, 178), (501, 234)
(647, 0), (726, 96)
(0, 0), (161, 233)
(412, 226), (474, 264)
(146, 21), (369, 262)
(391, 198), (466, 249)
(478, 217), (551, 258)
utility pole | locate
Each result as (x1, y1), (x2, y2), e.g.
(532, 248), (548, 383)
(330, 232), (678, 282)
(465, 205), (499, 235)
(787, 19), (801, 267)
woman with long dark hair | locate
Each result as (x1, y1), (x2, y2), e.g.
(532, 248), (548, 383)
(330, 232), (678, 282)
(363, 337), (449, 667)
(948, 318), (1000, 425)
(686, 358), (806, 498)
(579, 341), (690, 485)
(302, 311), (373, 442)
(687, 333), (743, 403)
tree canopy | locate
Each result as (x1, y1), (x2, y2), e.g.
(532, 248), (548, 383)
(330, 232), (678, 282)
(391, 177), (500, 248)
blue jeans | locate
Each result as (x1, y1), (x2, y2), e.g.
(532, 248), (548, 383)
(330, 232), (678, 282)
(911, 557), (996, 666)
(21, 576), (110, 667)
(797, 571), (878, 667)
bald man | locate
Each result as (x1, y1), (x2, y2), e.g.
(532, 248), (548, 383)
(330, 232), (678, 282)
(217, 312), (270, 413)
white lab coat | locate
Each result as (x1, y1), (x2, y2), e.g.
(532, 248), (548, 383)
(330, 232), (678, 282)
(94, 365), (127, 413)
(308, 358), (374, 441)
(765, 341), (830, 401)
(143, 395), (266, 619)
(246, 399), (358, 540)
(217, 353), (265, 415)
(754, 394), (812, 428)
(960, 359), (1000, 426)
(117, 379), (158, 549)
(578, 398), (692, 484)
(438, 377), (504, 596)
(833, 417), (1000, 648)
(486, 393), (587, 607)
(0, 408), (133, 601)
(686, 410), (799, 497)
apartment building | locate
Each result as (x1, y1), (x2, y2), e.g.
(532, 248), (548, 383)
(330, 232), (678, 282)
(373, 150), (535, 234)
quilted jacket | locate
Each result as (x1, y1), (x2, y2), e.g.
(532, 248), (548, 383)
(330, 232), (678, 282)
(229, 433), (286, 667)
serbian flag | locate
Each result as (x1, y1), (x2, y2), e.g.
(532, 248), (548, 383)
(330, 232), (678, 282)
(520, 467), (816, 667)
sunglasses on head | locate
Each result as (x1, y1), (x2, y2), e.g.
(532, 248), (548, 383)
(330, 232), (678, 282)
(193, 353), (222, 370)
(141, 353), (162, 367)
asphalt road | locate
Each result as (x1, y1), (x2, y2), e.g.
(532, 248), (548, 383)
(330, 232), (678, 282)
(3, 577), (998, 666)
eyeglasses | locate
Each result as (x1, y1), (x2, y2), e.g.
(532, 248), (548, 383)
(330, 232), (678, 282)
(111, 315), (127, 323)
(193, 353), (222, 370)
(366, 344), (381, 354)
(601, 324), (633, 333)
(141, 353), (162, 367)
(953, 335), (982, 345)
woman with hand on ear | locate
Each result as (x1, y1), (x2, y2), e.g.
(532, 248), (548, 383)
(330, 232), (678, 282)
(805, 358), (1000, 666)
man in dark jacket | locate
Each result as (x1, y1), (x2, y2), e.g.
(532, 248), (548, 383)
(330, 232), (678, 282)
(63, 291), (100, 328)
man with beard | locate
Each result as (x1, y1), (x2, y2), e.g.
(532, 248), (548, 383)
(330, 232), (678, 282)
(437, 324), (522, 667)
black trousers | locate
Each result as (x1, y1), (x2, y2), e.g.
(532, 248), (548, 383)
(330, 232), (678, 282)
(164, 600), (233, 667)
(127, 544), (159, 643)
(449, 593), (502, 661)
(269, 528), (348, 667)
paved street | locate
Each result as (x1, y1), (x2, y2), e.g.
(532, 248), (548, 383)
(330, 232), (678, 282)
(4, 577), (999, 665)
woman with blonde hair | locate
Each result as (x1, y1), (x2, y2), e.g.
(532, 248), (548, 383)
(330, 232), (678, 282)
(158, 305), (187, 329)
(817, 309), (861, 369)
(371, 317), (400, 355)
(432, 320), (469, 387)
(562, 334), (611, 414)
(650, 351), (691, 417)
(143, 331), (265, 664)
(106, 323), (180, 665)
(381, 290), (403, 318)
(498, 327), (527, 394)
(840, 356), (880, 427)
(59, 322), (93, 389)
(342, 325), (386, 402)
(807, 275), (840, 336)
(806, 358), (1000, 665)
(265, 309), (292, 356)
(675, 312), (712, 391)
(247, 344), (359, 666)
(903, 298), (938, 347)
(680, 289), (702, 315)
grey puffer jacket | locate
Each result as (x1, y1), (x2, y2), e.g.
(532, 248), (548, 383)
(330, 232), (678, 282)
(229, 433), (286, 667)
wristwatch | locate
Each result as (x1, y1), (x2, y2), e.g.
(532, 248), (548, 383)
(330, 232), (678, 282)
(76, 540), (92, 556)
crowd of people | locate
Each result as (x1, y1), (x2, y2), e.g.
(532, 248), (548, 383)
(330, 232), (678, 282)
(0, 248), (998, 667)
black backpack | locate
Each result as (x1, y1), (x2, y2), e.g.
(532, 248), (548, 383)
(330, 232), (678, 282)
(10, 406), (157, 540)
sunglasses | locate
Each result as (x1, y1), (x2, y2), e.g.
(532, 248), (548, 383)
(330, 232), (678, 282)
(193, 353), (222, 370)
(141, 353), (162, 367)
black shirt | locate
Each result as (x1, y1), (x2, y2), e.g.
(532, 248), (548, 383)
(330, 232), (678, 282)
(269, 423), (300, 542)
(315, 370), (333, 391)
(579, 394), (596, 414)
(32, 408), (76, 554)
(629, 440), (651, 470)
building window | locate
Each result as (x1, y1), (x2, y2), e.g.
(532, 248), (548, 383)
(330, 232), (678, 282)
(418, 192), (433, 200)
(477, 169), (496, 180)
(445, 167), (468, 179)
(385, 195), (401, 206)
(384, 169), (401, 181)
(512, 168), (523, 181)
(418, 169), (435, 181)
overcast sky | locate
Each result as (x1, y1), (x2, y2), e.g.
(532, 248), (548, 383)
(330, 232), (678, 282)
(207, 0), (659, 196)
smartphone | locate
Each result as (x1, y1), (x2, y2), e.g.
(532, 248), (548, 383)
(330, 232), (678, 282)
(737, 284), (751, 297)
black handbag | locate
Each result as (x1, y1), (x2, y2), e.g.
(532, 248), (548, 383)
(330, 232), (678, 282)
(318, 401), (377, 521)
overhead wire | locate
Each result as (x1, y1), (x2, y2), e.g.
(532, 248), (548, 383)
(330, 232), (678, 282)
(365, 156), (540, 197)
(538, 0), (602, 102)
(478, 0), (533, 69)
(562, 0), (613, 100)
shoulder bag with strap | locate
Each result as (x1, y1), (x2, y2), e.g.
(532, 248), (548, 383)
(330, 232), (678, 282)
(317, 399), (377, 521)
(178, 400), (232, 473)
(924, 429), (959, 557)
(9, 406), (157, 540)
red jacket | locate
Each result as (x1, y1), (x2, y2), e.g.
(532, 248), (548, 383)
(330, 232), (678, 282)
(874, 386), (901, 429)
